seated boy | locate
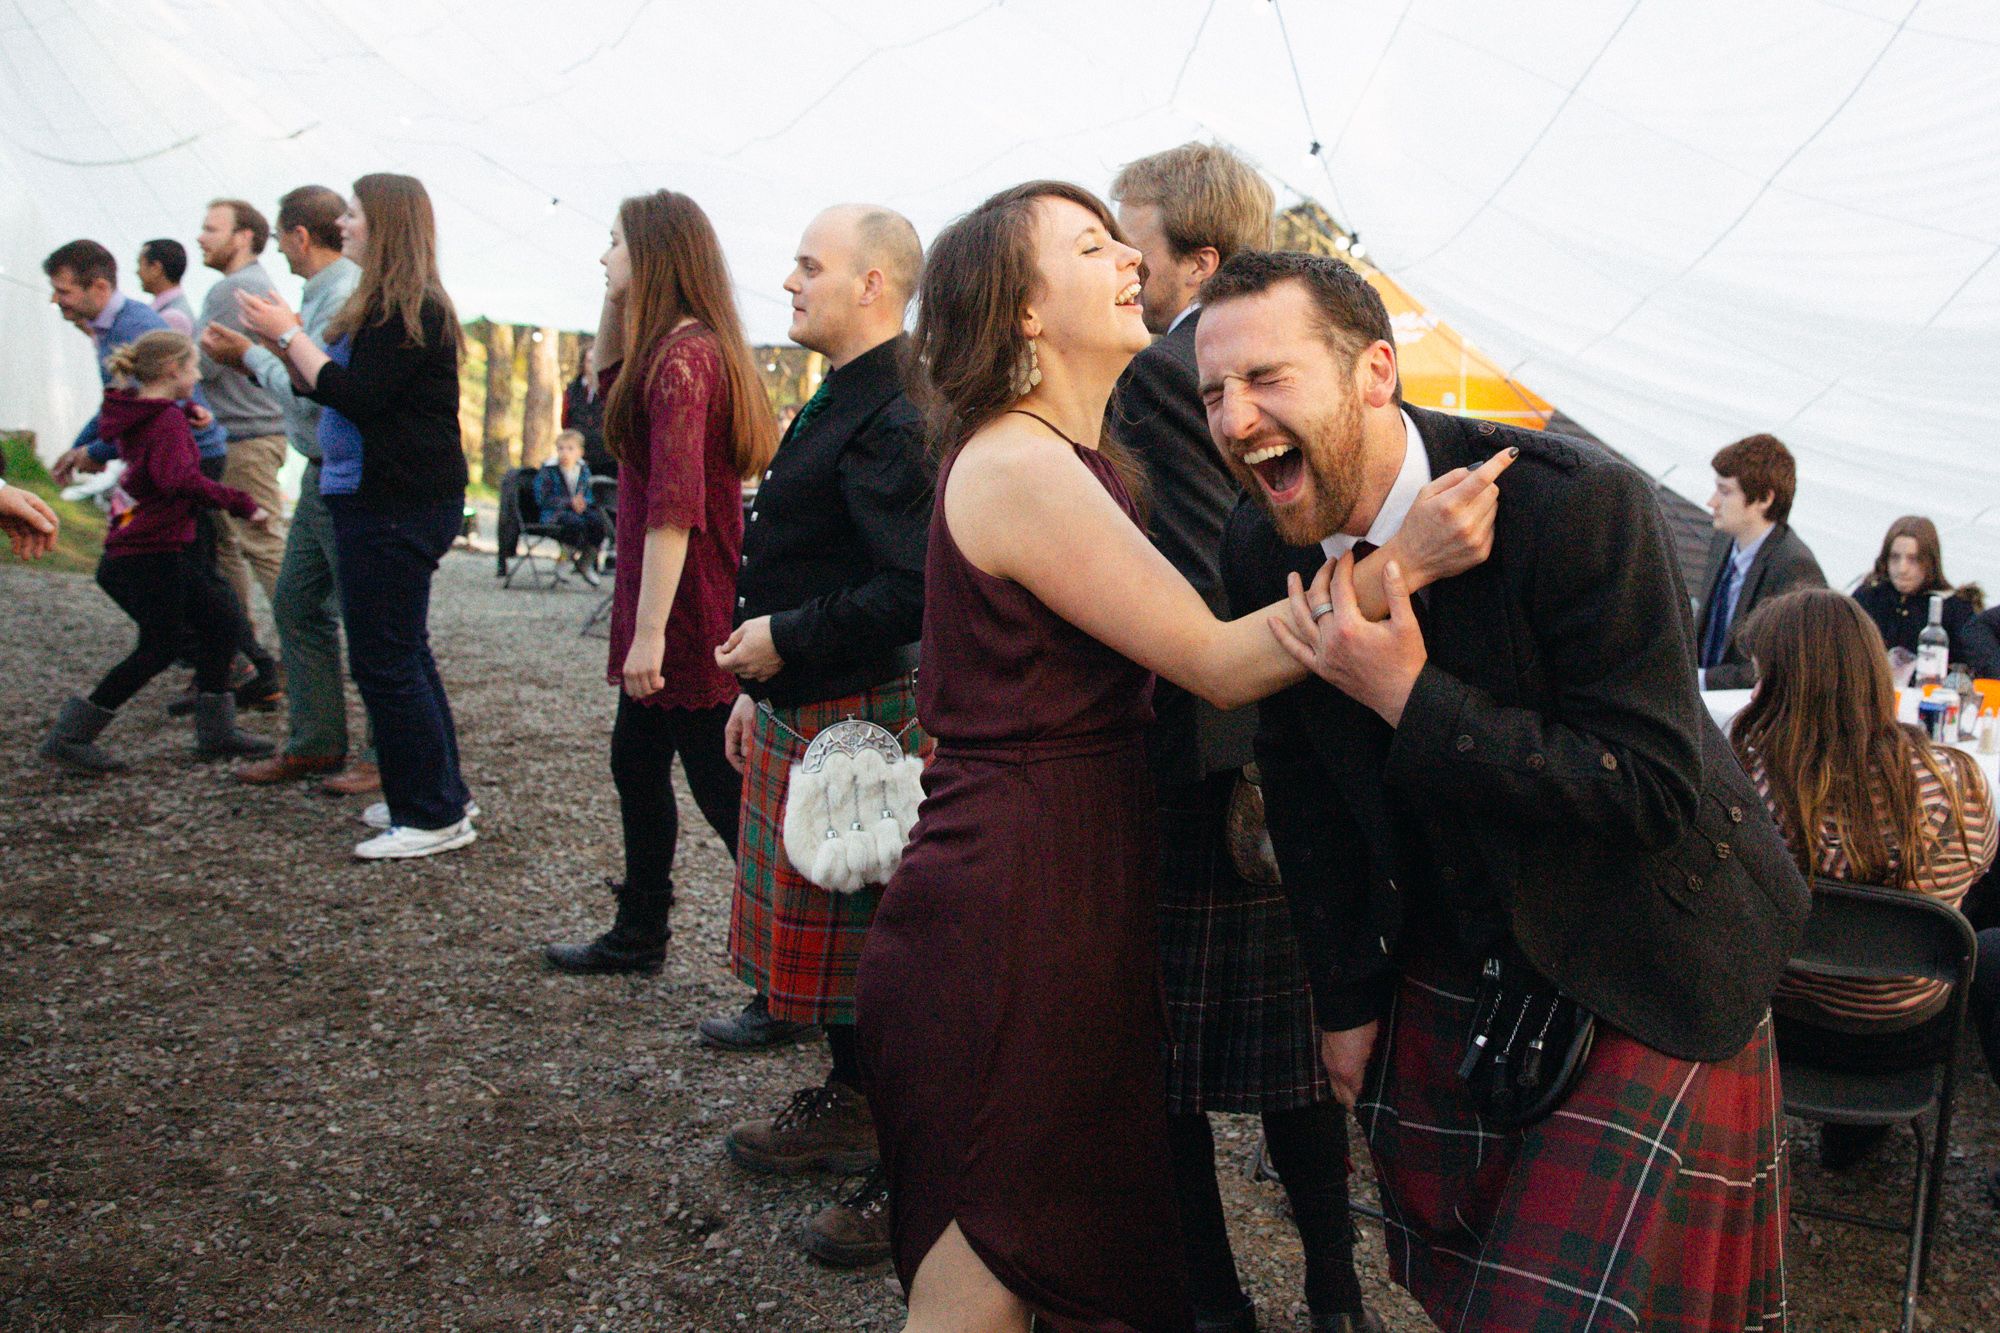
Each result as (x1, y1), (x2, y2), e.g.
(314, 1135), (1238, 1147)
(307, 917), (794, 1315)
(533, 429), (607, 584)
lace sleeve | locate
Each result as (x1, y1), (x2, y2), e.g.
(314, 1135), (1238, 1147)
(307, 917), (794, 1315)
(641, 332), (725, 534)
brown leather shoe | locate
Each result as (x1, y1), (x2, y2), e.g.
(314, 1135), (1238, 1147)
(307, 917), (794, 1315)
(800, 1165), (890, 1267)
(725, 1082), (878, 1175)
(235, 753), (345, 785)
(321, 761), (381, 795)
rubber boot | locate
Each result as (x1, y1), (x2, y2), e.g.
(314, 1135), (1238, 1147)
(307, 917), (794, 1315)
(192, 692), (275, 760)
(39, 696), (129, 773)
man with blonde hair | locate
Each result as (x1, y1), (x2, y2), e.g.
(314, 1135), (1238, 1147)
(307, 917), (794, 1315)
(1108, 143), (1381, 1332)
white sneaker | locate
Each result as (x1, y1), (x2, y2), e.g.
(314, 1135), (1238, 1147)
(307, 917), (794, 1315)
(362, 799), (479, 830)
(354, 817), (477, 860)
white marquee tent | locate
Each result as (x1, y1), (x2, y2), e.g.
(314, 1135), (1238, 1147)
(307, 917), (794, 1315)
(4, 0), (1997, 585)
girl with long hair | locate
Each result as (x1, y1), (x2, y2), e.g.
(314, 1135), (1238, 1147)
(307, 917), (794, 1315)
(39, 330), (276, 771)
(1731, 588), (2000, 1167)
(543, 190), (777, 975)
(239, 173), (475, 860)
(854, 182), (1459, 1332)
(1852, 514), (1993, 673)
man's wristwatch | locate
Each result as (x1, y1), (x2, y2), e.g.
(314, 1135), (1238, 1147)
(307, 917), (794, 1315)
(277, 326), (303, 350)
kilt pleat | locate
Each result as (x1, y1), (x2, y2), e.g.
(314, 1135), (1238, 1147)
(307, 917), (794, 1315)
(1357, 947), (1789, 1333)
(727, 676), (924, 1025)
(1157, 774), (1330, 1114)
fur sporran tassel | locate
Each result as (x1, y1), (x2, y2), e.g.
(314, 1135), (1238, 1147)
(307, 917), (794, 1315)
(782, 725), (926, 893)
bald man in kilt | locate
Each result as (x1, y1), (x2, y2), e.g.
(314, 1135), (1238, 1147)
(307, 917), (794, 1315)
(709, 205), (930, 1271)
(1206, 251), (1810, 1332)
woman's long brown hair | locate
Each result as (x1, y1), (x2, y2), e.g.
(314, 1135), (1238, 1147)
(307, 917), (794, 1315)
(603, 191), (776, 480)
(1865, 514), (1983, 610)
(1730, 588), (1970, 887)
(912, 180), (1146, 511)
(325, 174), (460, 353)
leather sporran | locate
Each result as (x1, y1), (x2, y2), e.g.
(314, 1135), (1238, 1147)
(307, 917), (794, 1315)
(780, 716), (925, 894)
(1457, 949), (1596, 1130)
(1227, 766), (1282, 886)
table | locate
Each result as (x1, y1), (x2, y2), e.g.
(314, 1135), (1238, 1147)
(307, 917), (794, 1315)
(1701, 689), (1999, 789)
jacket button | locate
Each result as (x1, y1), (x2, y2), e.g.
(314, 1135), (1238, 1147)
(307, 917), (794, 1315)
(750, 511), (759, 521)
(1715, 842), (1732, 860)
(1455, 734), (1475, 753)
(1477, 422), (1496, 435)
(1439, 865), (1458, 882)
(1729, 806), (1744, 823)
(1688, 873), (1704, 890)
(737, 596), (746, 607)
(1600, 752), (1618, 772)
(1527, 753), (1545, 770)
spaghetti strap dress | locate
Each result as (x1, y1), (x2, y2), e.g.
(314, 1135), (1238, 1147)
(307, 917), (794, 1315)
(856, 441), (1191, 1333)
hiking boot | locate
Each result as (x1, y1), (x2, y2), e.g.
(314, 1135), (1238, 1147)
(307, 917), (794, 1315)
(800, 1165), (891, 1268)
(699, 994), (820, 1052)
(192, 692), (275, 760)
(39, 696), (128, 774)
(235, 752), (344, 784)
(726, 1082), (878, 1175)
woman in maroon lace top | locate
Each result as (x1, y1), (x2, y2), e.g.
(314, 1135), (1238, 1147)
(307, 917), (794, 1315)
(545, 191), (778, 976)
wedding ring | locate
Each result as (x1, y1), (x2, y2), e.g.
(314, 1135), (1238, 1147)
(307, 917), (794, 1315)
(1309, 603), (1336, 621)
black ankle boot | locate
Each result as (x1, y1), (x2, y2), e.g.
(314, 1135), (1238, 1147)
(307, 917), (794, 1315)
(543, 931), (666, 975)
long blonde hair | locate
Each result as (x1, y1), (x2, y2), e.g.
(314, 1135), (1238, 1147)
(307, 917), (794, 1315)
(603, 191), (776, 480)
(325, 173), (461, 353)
(104, 330), (195, 388)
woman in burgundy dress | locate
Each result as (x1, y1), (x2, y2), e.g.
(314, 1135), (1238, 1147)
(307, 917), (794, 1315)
(544, 191), (777, 975)
(856, 183), (1459, 1333)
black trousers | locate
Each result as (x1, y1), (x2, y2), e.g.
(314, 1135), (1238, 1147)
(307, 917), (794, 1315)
(609, 695), (741, 949)
(90, 549), (244, 710)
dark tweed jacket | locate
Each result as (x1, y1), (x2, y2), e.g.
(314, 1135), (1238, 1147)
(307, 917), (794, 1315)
(1223, 407), (1810, 1062)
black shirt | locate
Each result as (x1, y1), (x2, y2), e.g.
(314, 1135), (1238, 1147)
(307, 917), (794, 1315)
(735, 335), (930, 709)
(1853, 580), (1976, 660)
(307, 298), (467, 511)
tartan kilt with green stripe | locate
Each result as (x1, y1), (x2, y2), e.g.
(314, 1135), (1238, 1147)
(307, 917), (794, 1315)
(728, 675), (924, 1025)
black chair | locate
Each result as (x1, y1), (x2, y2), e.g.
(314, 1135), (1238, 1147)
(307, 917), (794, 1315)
(580, 476), (617, 637)
(498, 467), (566, 590)
(1781, 877), (1978, 1333)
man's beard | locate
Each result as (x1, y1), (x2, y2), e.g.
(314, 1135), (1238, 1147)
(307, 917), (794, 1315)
(1232, 390), (1367, 547)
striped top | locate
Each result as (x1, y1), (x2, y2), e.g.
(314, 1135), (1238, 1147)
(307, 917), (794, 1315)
(1749, 742), (1996, 1031)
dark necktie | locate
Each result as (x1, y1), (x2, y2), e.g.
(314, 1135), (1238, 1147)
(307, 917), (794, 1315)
(1702, 557), (1740, 669)
(789, 377), (833, 440)
(1353, 539), (1378, 561)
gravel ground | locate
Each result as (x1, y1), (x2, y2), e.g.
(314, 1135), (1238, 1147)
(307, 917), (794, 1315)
(4, 551), (1998, 1332)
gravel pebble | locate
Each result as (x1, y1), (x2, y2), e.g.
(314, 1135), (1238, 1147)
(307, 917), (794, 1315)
(4, 553), (1997, 1330)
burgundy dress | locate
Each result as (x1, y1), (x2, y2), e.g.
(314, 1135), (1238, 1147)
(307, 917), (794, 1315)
(856, 443), (1190, 1333)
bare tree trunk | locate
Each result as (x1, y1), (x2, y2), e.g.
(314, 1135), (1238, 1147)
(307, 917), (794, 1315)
(521, 327), (560, 468)
(481, 321), (518, 486)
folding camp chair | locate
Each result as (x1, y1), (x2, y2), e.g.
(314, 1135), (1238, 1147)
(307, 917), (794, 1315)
(499, 467), (566, 589)
(1782, 877), (1978, 1333)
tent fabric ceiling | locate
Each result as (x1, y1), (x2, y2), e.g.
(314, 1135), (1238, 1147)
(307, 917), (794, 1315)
(4, 0), (1995, 585)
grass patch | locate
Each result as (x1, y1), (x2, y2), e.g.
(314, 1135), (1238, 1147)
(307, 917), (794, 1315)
(2, 432), (105, 573)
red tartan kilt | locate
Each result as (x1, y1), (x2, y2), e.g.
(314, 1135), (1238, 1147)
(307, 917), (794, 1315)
(727, 677), (924, 1025)
(1358, 946), (1789, 1332)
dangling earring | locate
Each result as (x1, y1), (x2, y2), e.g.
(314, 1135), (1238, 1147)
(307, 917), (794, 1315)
(1012, 338), (1043, 398)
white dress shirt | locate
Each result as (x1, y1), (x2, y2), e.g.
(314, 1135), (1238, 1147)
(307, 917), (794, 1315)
(1321, 410), (1432, 562)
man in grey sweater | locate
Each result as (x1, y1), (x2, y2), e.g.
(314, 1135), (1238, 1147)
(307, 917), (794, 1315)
(205, 185), (376, 792)
(196, 199), (290, 642)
